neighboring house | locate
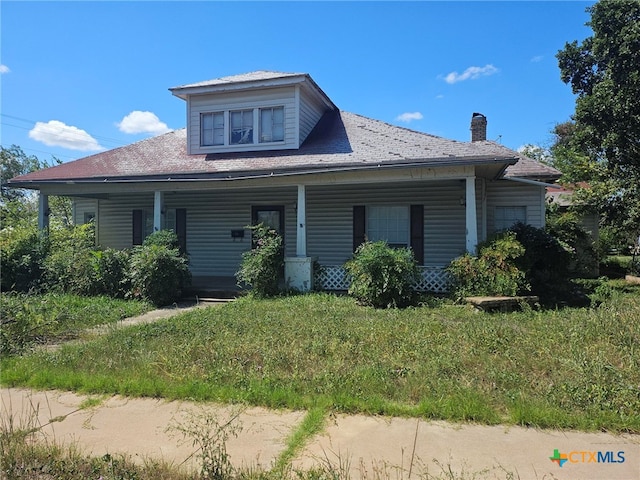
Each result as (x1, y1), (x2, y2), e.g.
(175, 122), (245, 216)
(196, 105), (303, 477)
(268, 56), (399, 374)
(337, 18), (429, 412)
(8, 71), (560, 292)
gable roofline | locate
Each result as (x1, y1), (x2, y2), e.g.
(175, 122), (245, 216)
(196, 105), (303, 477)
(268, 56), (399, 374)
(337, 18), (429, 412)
(169, 70), (337, 111)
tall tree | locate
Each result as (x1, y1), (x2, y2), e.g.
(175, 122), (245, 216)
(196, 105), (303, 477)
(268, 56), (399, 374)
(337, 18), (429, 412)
(556, 0), (640, 244)
(1, 145), (70, 228)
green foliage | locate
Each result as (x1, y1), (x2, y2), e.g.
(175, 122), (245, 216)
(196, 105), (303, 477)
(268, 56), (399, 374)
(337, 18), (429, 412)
(235, 223), (284, 297)
(447, 232), (528, 298)
(0, 292), (151, 356)
(0, 145), (44, 202)
(142, 229), (181, 250)
(508, 222), (571, 303)
(0, 224), (49, 292)
(556, 0), (640, 244)
(344, 241), (420, 308)
(91, 248), (132, 298)
(129, 243), (191, 306)
(43, 223), (97, 295)
(546, 209), (598, 277)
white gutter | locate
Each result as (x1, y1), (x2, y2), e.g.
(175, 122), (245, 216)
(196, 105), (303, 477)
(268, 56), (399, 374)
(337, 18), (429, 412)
(505, 177), (562, 189)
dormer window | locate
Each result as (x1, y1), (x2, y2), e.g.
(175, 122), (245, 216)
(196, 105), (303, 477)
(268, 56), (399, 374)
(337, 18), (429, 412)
(230, 109), (254, 144)
(200, 106), (285, 148)
(260, 107), (284, 143)
(201, 112), (224, 146)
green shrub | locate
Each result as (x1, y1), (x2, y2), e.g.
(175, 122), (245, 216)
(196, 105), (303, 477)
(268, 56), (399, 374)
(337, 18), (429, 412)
(235, 223), (284, 297)
(0, 224), (48, 292)
(43, 223), (96, 295)
(546, 212), (598, 277)
(129, 244), (191, 306)
(142, 229), (181, 250)
(90, 248), (131, 298)
(344, 241), (420, 308)
(508, 222), (571, 302)
(447, 232), (528, 298)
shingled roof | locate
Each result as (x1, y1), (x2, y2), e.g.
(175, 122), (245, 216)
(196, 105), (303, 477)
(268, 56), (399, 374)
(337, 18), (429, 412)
(9, 110), (559, 187)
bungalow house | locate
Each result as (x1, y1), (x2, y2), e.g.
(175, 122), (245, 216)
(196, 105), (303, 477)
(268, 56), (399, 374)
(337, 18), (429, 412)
(8, 71), (560, 292)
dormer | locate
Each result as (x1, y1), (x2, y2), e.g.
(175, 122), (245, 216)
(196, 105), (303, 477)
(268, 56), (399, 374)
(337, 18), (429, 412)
(170, 71), (337, 155)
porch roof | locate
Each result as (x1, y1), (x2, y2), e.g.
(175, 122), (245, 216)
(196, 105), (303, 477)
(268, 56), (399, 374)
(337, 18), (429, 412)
(8, 110), (557, 189)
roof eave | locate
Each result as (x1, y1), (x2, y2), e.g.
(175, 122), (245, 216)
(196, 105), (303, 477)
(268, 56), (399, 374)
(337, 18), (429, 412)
(7, 155), (518, 188)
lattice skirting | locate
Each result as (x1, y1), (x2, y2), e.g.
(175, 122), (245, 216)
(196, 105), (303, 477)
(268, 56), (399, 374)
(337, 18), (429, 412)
(315, 266), (452, 293)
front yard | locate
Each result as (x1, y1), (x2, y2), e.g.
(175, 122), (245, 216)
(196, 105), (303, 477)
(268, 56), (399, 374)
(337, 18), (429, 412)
(1, 282), (639, 433)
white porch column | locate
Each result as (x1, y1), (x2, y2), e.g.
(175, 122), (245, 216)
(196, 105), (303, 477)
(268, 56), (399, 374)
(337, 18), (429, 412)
(296, 184), (307, 256)
(465, 176), (478, 253)
(38, 193), (49, 231)
(285, 184), (315, 291)
(153, 191), (164, 232)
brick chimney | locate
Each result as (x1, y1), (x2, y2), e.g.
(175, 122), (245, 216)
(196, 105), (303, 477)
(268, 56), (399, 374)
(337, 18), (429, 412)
(470, 112), (487, 142)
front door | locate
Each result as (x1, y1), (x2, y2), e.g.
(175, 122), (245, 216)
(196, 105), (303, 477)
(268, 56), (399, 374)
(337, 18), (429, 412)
(251, 205), (285, 236)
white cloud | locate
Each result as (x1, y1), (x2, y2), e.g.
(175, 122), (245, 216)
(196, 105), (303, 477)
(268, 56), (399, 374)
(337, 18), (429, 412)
(395, 112), (424, 123)
(29, 120), (103, 151)
(443, 64), (499, 84)
(117, 110), (170, 135)
(530, 55), (544, 63)
(0, 64), (10, 74)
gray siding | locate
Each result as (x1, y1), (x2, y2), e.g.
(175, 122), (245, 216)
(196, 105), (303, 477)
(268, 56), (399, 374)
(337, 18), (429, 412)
(485, 180), (545, 234)
(89, 179), (545, 277)
(188, 87), (297, 154)
(73, 198), (98, 225)
(94, 188), (297, 277)
(299, 89), (325, 145)
(306, 181), (467, 267)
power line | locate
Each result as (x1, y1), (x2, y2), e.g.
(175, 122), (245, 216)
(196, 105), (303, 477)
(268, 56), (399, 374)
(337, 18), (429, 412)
(0, 143), (79, 161)
(0, 113), (128, 148)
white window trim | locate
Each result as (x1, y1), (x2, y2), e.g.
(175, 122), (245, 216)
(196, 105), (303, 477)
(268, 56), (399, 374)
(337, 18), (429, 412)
(200, 106), (286, 148)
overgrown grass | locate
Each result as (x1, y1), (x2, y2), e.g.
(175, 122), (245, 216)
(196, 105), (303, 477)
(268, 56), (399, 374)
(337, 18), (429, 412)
(2, 285), (639, 433)
(0, 292), (153, 355)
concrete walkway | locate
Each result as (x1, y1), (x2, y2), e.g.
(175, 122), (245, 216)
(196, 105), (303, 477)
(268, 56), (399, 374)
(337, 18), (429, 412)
(2, 387), (638, 479)
(2, 304), (639, 479)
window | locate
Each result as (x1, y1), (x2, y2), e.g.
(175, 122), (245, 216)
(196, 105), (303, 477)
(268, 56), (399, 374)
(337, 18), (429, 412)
(230, 109), (254, 144)
(83, 212), (95, 224)
(260, 107), (284, 143)
(200, 106), (285, 147)
(494, 206), (526, 231)
(132, 209), (154, 245)
(201, 112), (224, 146)
(367, 206), (409, 248)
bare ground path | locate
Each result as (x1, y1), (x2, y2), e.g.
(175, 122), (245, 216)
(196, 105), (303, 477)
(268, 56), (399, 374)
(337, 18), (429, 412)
(2, 304), (639, 479)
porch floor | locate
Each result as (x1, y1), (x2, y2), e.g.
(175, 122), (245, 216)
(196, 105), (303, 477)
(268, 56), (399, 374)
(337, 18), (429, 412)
(186, 276), (246, 299)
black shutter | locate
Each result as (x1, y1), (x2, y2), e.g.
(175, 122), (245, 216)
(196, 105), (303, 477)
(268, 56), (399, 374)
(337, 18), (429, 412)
(132, 210), (143, 246)
(353, 205), (366, 252)
(410, 204), (424, 265)
(176, 208), (187, 253)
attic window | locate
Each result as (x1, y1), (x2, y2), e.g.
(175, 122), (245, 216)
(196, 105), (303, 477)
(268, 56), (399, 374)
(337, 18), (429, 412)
(230, 109), (254, 144)
(201, 112), (224, 146)
(260, 106), (284, 143)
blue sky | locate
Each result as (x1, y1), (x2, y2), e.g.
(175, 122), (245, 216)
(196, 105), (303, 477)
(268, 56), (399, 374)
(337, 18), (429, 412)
(1, 1), (595, 164)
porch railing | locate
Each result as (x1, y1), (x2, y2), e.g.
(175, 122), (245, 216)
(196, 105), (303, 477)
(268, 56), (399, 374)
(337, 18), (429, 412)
(315, 265), (452, 293)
